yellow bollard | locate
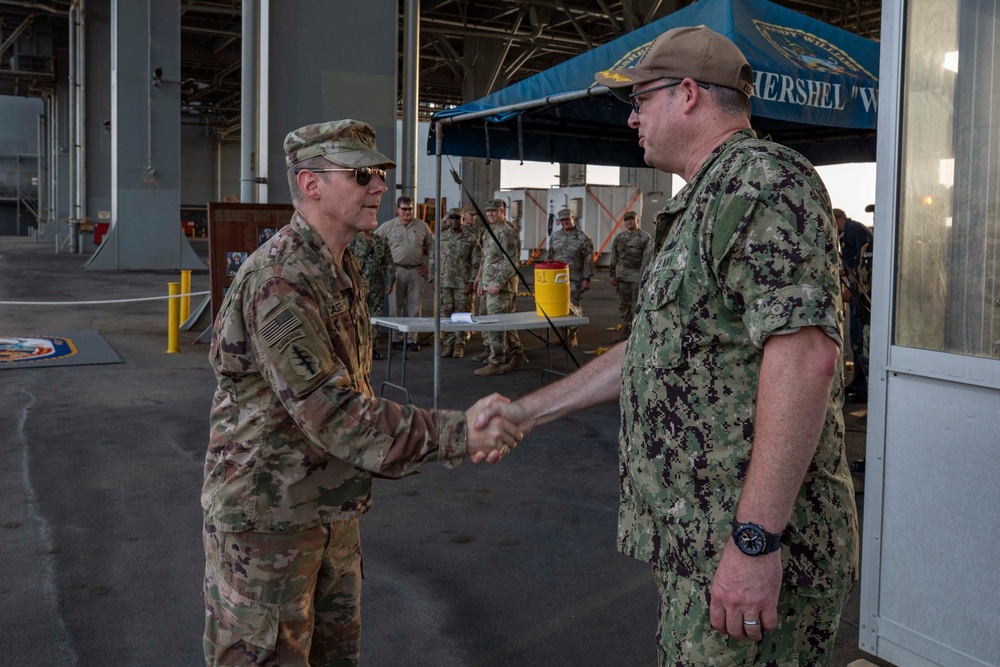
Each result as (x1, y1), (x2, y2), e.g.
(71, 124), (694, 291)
(180, 269), (192, 324)
(167, 282), (180, 353)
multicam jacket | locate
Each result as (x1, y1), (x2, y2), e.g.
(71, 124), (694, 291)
(347, 232), (394, 301)
(547, 226), (595, 283)
(609, 228), (653, 284)
(439, 226), (481, 289)
(619, 129), (858, 594)
(478, 221), (520, 294)
(204, 212), (468, 533)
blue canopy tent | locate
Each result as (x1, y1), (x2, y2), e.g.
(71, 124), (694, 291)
(429, 0), (879, 167)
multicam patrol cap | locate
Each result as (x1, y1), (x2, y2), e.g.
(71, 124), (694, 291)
(623, 210), (638, 220)
(485, 198), (506, 210)
(594, 26), (754, 101)
(557, 208), (573, 219)
(284, 119), (396, 169)
(447, 207), (464, 218)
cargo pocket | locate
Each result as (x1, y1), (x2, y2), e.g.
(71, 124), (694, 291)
(629, 268), (684, 369)
(203, 561), (279, 651)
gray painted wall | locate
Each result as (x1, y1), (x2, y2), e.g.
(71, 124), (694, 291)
(0, 96), (43, 236)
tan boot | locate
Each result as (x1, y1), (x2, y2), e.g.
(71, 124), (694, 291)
(440, 344), (454, 358)
(452, 346), (464, 358)
(472, 350), (491, 362)
(503, 352), (528, 372)
(474, 363), (506, 376)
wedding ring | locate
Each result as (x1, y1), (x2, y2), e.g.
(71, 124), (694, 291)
(742, 619), (760, 627)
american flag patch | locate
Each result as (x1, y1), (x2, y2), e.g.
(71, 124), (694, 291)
(260, 309), (302, 347)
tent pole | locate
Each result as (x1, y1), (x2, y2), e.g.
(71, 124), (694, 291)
(433, 121), (443, 412)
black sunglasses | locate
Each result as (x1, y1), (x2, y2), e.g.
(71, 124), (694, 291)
(296, 165), (387, 187)
(628, 79), (710, 113)
(447, 214), (461, 220)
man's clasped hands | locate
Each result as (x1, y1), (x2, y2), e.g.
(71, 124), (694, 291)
(463, 393), (531, 464)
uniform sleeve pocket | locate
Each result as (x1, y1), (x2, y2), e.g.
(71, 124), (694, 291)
(203, 561), (279, 650)
(629, 269), (684, 369)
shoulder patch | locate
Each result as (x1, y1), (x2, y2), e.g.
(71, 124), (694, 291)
(260, 309), (302, 347)
(288, 343), (321, 380)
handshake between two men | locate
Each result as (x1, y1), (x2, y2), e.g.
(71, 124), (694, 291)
(462, 393), (533, 465)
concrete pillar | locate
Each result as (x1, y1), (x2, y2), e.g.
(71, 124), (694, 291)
(87, 0), (202, 270)
(261, 0), (396, 222)
(83, 0), (112, 253)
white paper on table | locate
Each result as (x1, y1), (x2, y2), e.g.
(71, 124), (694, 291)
(450, 312), (499, 324)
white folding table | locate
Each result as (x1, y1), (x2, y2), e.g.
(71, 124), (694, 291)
(371, 312), (589, 401)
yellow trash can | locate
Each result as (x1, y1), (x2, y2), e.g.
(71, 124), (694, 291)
(534, 261), (570, 317)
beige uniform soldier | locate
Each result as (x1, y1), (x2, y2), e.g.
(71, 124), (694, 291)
(473, 198), (527, 376)
(375, 196), (434, 350)
(609, 211), (652, 340)
(547, 208), (595, 347)
(201, 119), (521, 666)
(474, 27), (858, 667)
(438, 207), (481, 358)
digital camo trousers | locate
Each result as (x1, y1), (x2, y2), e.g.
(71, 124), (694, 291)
(651, 564), (850, 667)
(203, 519), (363, 666)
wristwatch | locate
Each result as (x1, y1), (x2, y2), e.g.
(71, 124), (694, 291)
(731, 520), (783, 556)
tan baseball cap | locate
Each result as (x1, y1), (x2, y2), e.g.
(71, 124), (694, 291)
(284, 119), (395, 169)
(595, 26), (753, 100)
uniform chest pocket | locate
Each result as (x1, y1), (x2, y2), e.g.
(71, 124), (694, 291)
(628, 269), (685, 369)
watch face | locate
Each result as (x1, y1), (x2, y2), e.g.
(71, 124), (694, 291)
(735, 525), (766, 555)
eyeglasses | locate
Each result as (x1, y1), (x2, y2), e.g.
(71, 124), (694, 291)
(627, 80), (710, 113)
(295, 165), (387, 187)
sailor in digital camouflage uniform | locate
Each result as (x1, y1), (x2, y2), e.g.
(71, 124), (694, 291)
(201, 119), (522, 666)
(438, 207), (481, 358)
(609, 210), (652, 341)
(547, 208), (595, 347)
(473, 198), (527, 376)
(474, 27), (859, 667)
(347, 228), (394, 358)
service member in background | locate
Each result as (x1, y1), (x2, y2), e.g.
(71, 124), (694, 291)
(375, 195), (434, 351)
(202, 119), (522, 666)
(609, 210), (652, 341)
(474, 26), (859, 667)
(833, 207), (873, 402)
(473, 198), (527, 376)
(438, 207), (481, 358)
(547, 207), (595, 347)
(347, 226), (394, 359)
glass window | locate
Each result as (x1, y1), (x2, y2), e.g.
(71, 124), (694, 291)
(895, 0), (1000, 359)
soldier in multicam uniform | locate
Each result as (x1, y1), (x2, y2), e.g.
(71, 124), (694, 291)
(547, 207), (595, 347)
(475, 27), (858, 667)
(347, 229), (394, 359)
(201, 119), (522, 666)
(609, 210), (652, 341)
(473, 198), (527, 376)
(438, 207), (481, 358)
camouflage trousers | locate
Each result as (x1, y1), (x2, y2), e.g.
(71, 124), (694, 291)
(615, 280), (639, 333)
(651, 564), (850, 667)
(440, 286), (472, 346)
(203, 519), (364, 666)
(484, 290), (522, 365)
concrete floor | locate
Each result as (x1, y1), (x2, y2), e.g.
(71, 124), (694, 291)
(0, 235), (894, 666)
